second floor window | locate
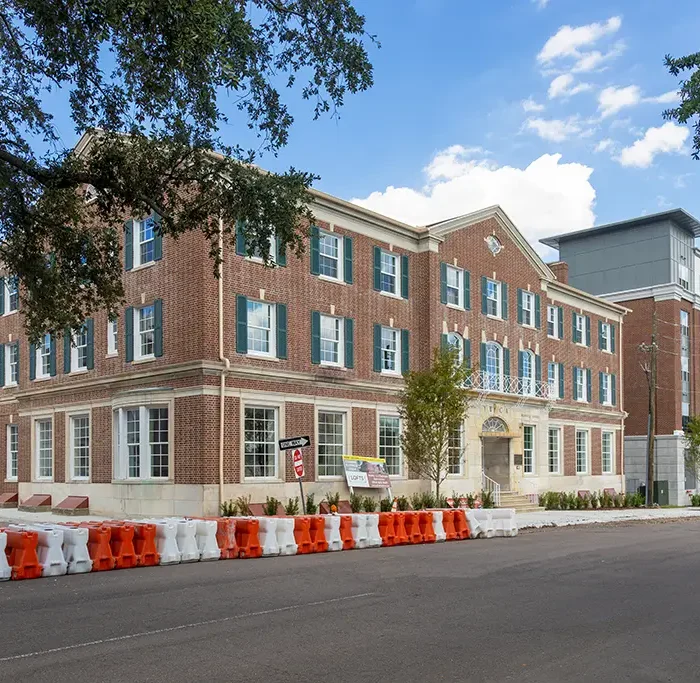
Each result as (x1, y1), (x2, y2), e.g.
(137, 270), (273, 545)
(379, 250), (398, 295)
(486, 279), (501, 317)
(138, 305), (155, 359)
(38, 334), (51, 379)
(381, 326), (399, 374)
(547, 305), (560, 338)
(521, 291), (535, 327)
(108, 318), (118, 355)
(3, 276), (18, 314)
(599, 372), (616, 405)
(573, 367), (590, 402)
(4, 342), (19, 386)
(319, 231), (341, 280)
(599, 322), (613, 352)
(72, 326), (89, 371)
(446, 266), (462, 307)
(320, 314), (343, 366)
(548, 362), (560, 399)
(247, 300), (275, 358)
(573, 312), (589, 346)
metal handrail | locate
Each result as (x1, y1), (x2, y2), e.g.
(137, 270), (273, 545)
(482, 471), (501, 508)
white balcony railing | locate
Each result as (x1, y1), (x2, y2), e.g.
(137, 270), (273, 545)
(466, 370), (553, 400)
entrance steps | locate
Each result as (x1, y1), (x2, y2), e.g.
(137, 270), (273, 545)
(499, 491), (544, 513)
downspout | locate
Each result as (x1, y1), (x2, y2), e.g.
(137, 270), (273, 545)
(619, 311), (625, 487)
(218, 217), (230, 509)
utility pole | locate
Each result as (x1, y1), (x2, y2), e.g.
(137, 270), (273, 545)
(640, 309), (658, 506)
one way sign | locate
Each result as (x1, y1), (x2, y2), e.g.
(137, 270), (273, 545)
(278, 435), (311, 451)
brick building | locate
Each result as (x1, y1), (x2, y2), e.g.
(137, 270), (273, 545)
(541, 209), (700, 505)
(0, 154), (626, 516)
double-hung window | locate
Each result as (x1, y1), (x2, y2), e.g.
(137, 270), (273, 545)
(445, 266), (463, 307)
(3, 277), (18, 314)
(320, 315), (343, 366)
(446, 332), (464, 366)
(138, 217), (155, 266)
(70, 414), (90, 480)
(575, 429), (589, 474)
(35, 418), (53, 480)
(379, 250), (399, 296)
(108, 318), (118, 356)
(380, 327), (400, 374)
(521, 291), (535, 327)
(600, 322), (612, 352)
(547, 306), (559, 338)
(319, 231), (342, 280)
(243, 406), (278, 479)
(37, 334), (52, 379)
(137, 305), (155, 360)
(317, 410), (345, 477)
(521, 350), (535, 396)
(523, 425), (535, 474)
(573, 313), (587, 345)
(548, 427), (561, 474)
(447, 425), (464, 475)
(115, 405), (170, 480)
(379, 415), (401, 476)
(247, 300), (276, 358)
(574, 367), (588, 402)
(485, 342), (503, 391)
(4, 342), (18, 386)
(486, 279), (501, 318)
(602, 431), (614, 474)
(548, 362), (559, 399)
(71, 326), (89, 372)
(6, 423), (17, 480)
(601, 372), (612, 405)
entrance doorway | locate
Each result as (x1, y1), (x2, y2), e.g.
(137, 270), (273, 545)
(482, 437), (511, 490)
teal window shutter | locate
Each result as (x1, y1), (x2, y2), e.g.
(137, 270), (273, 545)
(310, 226), (320, 275)
(440, 263), (448, 304)
(49, 334), (56, 377)
(276, 303), (287, 359)
(572, 313), (579, 343)
(481, 276), (487, 313)
(153, 213), (163, 262)
(0, 277), (4, 315)
(401, 254), (409, 299)
(344, 318), (354, 368)
(373, 247), (381, 291)
(558, 362), (565, 399)
(0, 344), (5, 387)
(558, 306), (564, 339)
(599, 372), (604, 404)
(86, 318), (94, 370)
(125, 307), (134, 362)
(535, 353), (542, 383)
(598, 321), (603, 350)
(235, 220), (246, 256)
(464, 271), (471, 310)
(501, 282), (508, 319)
(343, 236), (353, 283)
(236, 295), (248, 354)
(464, 338), (471, 369)
(311, 311), (321, 364)
(503, 347), (511, 378)
(573, 367), (579, 400)
(373, 324), (382, 372)
(276, 234), (287, 267)
(586, 368), (592, 401)
(401, 329), (409, 373)
(124, 219), (134, 271)
(611, 374), (617, 405)
(29, 342), (36, 380)
(63, 329), (71, 373)
(480, 342), (486, 372)
(517, 289), (523, 324)
(535, 294), (541, 329)
(611, 324), (616, 353)
(518, 350), (524, 380)
(585, 316), (591, 347)
(153, 299), (163, 357)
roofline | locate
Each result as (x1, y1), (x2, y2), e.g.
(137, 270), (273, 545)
(547, 279), (631, 315)
(540, 208), (700, 249)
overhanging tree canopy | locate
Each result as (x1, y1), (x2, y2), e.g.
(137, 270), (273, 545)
(0, 0), (376, 339)
(664, 51), (700, 160)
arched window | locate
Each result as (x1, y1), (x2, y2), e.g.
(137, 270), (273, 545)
(482, 416), (508, 433)
(447, 332), (463, 366)
(485, 342), (502, 391)
(521, 350), (535, 396)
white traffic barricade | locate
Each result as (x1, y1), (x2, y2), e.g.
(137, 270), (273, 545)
(0, 531), (10, 581)
(257, 517), (281, 557)
(431, 510), (446, 542)
(323, 515), (343, 552)
(171, 519), (200, 562)
(42, 524), (92, 574)
(349, 514), (369, 549)
(10, 524), (67, 577)
(275, 517), (298, 556)
(491, 508), (518, 537)
(366, 514), (382, 548)
(192, 519), (221, 561)
(465, 509), (495, 539)
(139, 519), (181, 565)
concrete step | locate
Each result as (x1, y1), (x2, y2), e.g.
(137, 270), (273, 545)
(498, 491), (544, 513)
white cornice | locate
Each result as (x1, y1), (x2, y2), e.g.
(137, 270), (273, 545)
(544, 281), (629, 320)
(601, 282), (697, 306)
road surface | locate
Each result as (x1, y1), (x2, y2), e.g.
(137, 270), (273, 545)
(2, 521), (700, 682)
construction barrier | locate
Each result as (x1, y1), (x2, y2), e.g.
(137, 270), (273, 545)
(82, 524), (116, 571)
(366, 514), (382, 548)
(192, 519), (221, 561)
(132, 523), (160, 567)
(491, 509), (518, 537)
(453, 509), (470, 540)
(403, 512), (423, 545)
(418, 511), (436, 543)
(393, 512), (409, 545)
(257, 517), (281, 557)
(275, 517), (298, 556)
(293, 516), (314, 554)
(3, 529), (42, 580)
(323, 515), (343, 552)
(339, 515), (355, 550)
(349, 514), (369, 549)
(104, 522), (138, 569)
(431, 510), (446, 542)
(309, 515), (329, 553)
(170, 519), (200, 562)
(0, 531), (12, 580)
(378, 512), (396, 547)
(9, 525), (67, 577)
(235, 518), (262, 559)
(212, 517), (238, 559)
(465, 509), (494, 539)
(442, 509), (457, 541)
(148, 520), (181, 565)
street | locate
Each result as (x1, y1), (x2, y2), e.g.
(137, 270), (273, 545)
(2, 522), (700, 682)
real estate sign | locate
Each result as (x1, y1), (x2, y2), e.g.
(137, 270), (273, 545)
(342, 455), (391, 489)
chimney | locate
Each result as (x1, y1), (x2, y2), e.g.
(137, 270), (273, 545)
(549, 261), (569, 284)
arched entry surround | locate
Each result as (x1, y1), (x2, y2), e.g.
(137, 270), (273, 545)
(481, 417), (511, 489)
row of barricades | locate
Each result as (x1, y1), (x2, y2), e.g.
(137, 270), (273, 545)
(0, 509), (517, 581)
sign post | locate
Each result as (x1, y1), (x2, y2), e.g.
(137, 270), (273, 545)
(279, 436), (310, 515)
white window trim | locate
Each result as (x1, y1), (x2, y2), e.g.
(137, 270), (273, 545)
(315, 405), (350, 480)
(380, 326), (401, 376)
(547, 305), (560, 339)
(241, 400), (284, 482)
(134, 306), (156, 362)
(575, 368), (588, 403)
(602, 372), (613, 406)
(378, 413), (403, 479)
(548, 426), (562, 475)
(5, 423), (18, 481)
(317, 230), (344, 283)
(523, 425), (535, 475)
(70, 327), (89, 374)
(485, 341), (504, 391)
(486, 279), (502, 320)
(36, 335), (51, 380)
(522, 350), (536, 396)
(548, 362), (560, 400)
(246, 234), (277, 265)
(133, 217), (156, 269)
(5, 342), (18, 387)
(602, 430), (615, 475)
(246, 300), (277, 360)
(575, 428), (590, 475)
(379, 249), (401, 298)
(107, 318), (118, 357)
(447, 422), (465, 477)
(447, 332), (464, 366)
(113, 403), (172, 482)
(33, 416), (54, 482)
(3, 277), (18, 315)
(319, 314), (345, 368)
(521, 291), (535, 328)
(445, 266), (464, 310)
(600, 323), (612, 354)
(574, 313), (587, 347)
(67, 411), (91, 481)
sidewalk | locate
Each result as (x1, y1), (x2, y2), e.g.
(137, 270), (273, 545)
(0, 507), (111, 526)
(517, 507), (700, 529)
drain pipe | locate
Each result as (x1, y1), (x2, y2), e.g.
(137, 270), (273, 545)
(218, 217), (230, 510)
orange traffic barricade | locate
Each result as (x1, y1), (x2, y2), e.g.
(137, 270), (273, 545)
(339, 515), (355, 550)
(235, 518), (262, 559)
(132, 523), (160, 567)
(3, 528), (42, 580)
(377, 512), (396, 547)
(393, 512), (409, 545)
(293, 516), (314, 554)
(403, 511), (423, 544)
(212, 517), (238, 559)
(80, 523), (116, 571)
(418, 511), (436, 543)
(453, 509), (470, 540)
(442, 509), (457, 541)
(104, 522), (138, 569)
(309, 516), (328, 553)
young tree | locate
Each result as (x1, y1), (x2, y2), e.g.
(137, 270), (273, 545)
(398, 344), (471, 502)
(663, 51), (700, 160)
(0, 1), (376, 339)
(684, 415), (700, 488)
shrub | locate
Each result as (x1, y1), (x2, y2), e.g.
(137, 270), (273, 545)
(437, 494), (448, 509)
(691, 493), (700, 507)
(575, 494), (584, 510)
(632, 492), (645, 508)
(480, 489), (494, 509)
(396, 495), (410, 511)
(263, 496), (281, 516)
(422, 491), (437, 509)
(325, 491), (341, 510)
(236, 494), (252, 516)
(614, 493), (625, 508)
(220, 499), (238, 517)
(349, 492), (363, 513)
(285, 497), (300, 516)
(305, 493), (318, 515)
(590, 492), (599, 509)
(362, 496), (377, 512)
(466, 493), (476, 509)
(379, 498), (393, 512)
(409, 493), (424, 510)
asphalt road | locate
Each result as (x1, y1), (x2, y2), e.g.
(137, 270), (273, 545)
(2, 522), (700, 683)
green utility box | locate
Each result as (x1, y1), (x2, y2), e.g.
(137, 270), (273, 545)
(638, 481), (670, 506)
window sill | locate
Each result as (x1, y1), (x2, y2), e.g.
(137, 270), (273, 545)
(318, 475), (344, 481)
(320, 362), (347, 371)
(105, 352), (119, 358)
(575, 342), (588, 349)
(69, 368), (89, 375)
(33, 375), (52, 382)
(380, 290), (403, 300)
(245, 256), (278, 267)
(112, 479), (172, 485)
(4, 478), (18, 483)
(34, 478), (54, 483)
(317, 274), (346, 285)
(247, 352), (280, 362)
(242, 477), (283, 484)
(130, 261), (156, 273)
(547, 334), (561, 341)
(601, 349), (613, 355)
(132, 356), (156, 365)
(2, 310), (18, 317)
(380, 370), (401, 378)
(446, 472), (466, 478)
(576, 398), (590, 404)
(521, 323), (536, 330)
(486, 314), (504, 322)
(69, 477), (90, 483)
(446, 302), (465, 311)
(4, 382), (17, 389)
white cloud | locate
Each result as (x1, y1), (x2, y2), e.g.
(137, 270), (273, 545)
(525, 117), (583, 142)
(522, 97), (545, 113)
(618, 122), (689, 168)
(548, 73), (593, 99)
(598, 85), (641, 118)
(646, 90), (678, 105)
(533, 0), (550, 8)
(657, 195), (673, 209)
(537, 17), (622, 64)
(351, 146), (596, 253)
(571, 41), (626, 73)
(594, 138), (615, 153)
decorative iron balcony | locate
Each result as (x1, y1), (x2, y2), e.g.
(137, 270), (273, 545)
(466, 370), (554, 400)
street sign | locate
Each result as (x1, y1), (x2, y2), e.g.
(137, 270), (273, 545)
(446, 497), (455, 508)
(279, 435), (311, 451)
(292, 449), (304, 478)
